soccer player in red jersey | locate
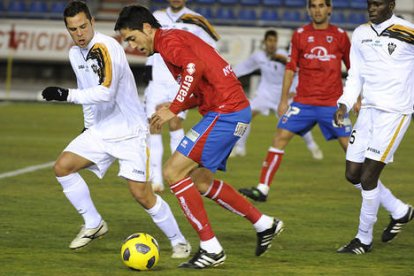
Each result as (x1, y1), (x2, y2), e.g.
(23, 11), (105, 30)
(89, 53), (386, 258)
(239, 0), (352, 202)
(115, 5), (284, 269)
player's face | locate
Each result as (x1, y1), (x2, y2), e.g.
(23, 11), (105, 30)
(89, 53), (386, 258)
(119, 25), (154, 56)
(367, 0), (394, 24)
(308, 0), (331, 25)
(264, 35), (277, 55)
(65, 12), (95, 48)
(169, 0), (186, 11)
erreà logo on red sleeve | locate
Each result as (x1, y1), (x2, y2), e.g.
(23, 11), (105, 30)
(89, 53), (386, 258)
(186, 63), (196, 75)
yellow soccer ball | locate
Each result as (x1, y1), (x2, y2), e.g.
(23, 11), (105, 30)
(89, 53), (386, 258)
(121, 233), (160, 271)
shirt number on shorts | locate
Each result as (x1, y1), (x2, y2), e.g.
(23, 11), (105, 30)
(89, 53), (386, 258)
(234, 122), (249, 137)
(285, 106), (300, 118)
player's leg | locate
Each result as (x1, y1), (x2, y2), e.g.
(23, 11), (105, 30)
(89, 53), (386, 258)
(163, 152), (225, 268)
(338, 110), (412, 254)
(189, 108), (283, 257)
(127, 180), (190, 258)
(119, 135), (190, 258)
(195, 169), (284, 257)
(239, 102), (313, 201)
(145, 83), (167, 192)
(168, 112), (185, 154)
(55, 131), (110, 249)
(301, 131), (323, 160)
(338, 158), (382, 254)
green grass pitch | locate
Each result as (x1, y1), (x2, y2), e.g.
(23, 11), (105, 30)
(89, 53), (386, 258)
(0, 102), (413, 275)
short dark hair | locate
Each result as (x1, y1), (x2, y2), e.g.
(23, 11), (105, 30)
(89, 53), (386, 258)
(308, 0), (332, 8)
(114, 5), (161, 32)
(63, 0), (92, 26)
(264, 30), (277, 40)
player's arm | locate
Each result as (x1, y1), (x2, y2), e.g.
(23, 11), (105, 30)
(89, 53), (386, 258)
(341, 30), (351, 70)
(233, 53), (259, 78)
(337, 31), (364, 113)
(278, 32), (299, 117)
(278, 69), (295, 117)
(42, 44), (118, 104)
(179, 13), (220, 42)
(271, 53), (288, 65)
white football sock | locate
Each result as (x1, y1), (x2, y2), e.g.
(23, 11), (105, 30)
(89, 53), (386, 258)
(356, 187), (380, 245)
(57, 173), (102, 228)
(145, 195), (186, 247)
(354, 181), (408, 219)
(149, 134), (163, 185)
(169, 129), (184, 153)
(302, 131), (318, 149)
(253, 214), (274, 232)
(200, 237), (223, 254)
(377, 180), (408, 219)
(257, 184), (270, 196)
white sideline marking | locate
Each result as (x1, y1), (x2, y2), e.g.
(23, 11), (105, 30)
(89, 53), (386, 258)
(0, 161), (55, 180)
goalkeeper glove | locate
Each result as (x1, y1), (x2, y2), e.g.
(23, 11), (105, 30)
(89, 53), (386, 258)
(42, 87), (69, 101)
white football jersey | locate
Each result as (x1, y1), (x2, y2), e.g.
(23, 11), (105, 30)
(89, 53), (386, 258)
(338, 15), (414, 114)
(234, 48), (288, 104)
(67, 32), (147, 141)
(147, 6), (217, 83)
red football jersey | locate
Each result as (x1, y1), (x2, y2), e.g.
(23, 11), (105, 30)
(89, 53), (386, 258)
(286, 24), (351, 106)
(153, 29), (249, 115)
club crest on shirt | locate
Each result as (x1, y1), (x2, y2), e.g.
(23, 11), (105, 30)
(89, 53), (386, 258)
(388, 42), (397, 55)
(326, 36), (333, 43)
(186, 63), (196, 75)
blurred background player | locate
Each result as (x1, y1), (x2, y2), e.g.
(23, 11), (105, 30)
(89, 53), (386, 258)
(230, 29), (323, 160)
(144, 0), (220, 192)
(41, 0), (191, 258)
(116, 5), (283, 269)
(335, 0), (414, 254)
(239, 0), (351, 202)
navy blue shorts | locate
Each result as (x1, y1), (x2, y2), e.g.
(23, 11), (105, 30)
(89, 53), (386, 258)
(278, 102), (352, 140)
(177, 107), (251, 172)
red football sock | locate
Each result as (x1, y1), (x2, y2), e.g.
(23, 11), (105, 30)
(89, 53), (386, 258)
(170, 177), (215, 241)
(204, 179), (262, 224)
(259, 148), (284, 187)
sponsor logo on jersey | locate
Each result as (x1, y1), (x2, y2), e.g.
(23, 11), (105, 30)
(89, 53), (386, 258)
(186, 63), (196, 75)
(304, 46), (337, 61)
(388, 42), (397, 55)
(176, 75), (194, 102)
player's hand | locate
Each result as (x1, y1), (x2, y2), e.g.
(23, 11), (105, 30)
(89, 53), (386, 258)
(155, 102), (171, 111)
(277, 101), (289, 118)
(42, 87), (69, 101)
(334, 104), (347, 126)
(150, 106), (176, 131)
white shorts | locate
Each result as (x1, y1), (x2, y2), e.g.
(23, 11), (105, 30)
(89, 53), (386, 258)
(64, 129), (150, 182)
(250, 92), (279, 116)
(144, 80), (187, 120)
(346, 108), (411, 164)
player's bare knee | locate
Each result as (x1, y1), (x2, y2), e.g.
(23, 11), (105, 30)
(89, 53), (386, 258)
(53, 160), (73, 177)
(162, 163), (177, 185)
(360, 173), (379, 190)
(345, 170), (360, 185)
